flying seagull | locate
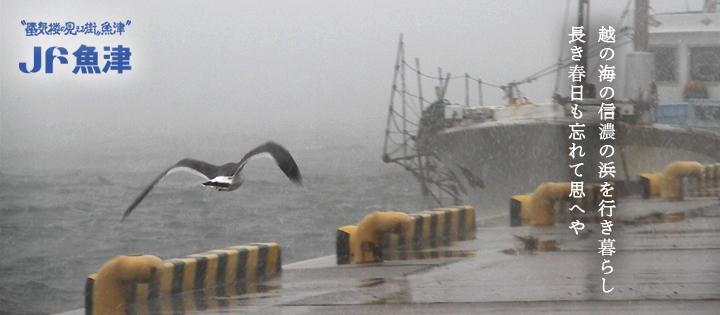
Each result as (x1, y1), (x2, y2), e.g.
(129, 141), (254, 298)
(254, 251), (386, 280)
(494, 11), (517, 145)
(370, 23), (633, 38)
(121, 141), (301, 221)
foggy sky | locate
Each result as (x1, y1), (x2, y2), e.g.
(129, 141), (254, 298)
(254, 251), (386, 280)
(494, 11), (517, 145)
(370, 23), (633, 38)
(0, 0), (700, 156)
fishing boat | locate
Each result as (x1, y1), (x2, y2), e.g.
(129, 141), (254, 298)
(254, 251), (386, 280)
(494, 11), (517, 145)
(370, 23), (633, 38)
(383, 0), (720, 211)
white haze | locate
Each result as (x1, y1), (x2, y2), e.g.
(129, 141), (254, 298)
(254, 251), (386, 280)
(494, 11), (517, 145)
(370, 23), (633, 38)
(1, 0), (702, 159)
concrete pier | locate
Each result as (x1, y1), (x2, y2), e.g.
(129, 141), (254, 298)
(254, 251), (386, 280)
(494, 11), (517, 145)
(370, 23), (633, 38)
(60, 197), (720, 314)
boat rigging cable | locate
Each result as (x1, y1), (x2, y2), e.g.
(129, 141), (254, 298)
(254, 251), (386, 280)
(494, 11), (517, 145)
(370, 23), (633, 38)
(398, 32), (632, 104)
(399, 0), (644, 107)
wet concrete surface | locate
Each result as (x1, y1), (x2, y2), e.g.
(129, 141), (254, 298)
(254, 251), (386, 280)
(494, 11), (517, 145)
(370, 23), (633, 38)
(175, 198), (720, 314)
(259, 300), (720, 315)
(63, 198), (720, 314)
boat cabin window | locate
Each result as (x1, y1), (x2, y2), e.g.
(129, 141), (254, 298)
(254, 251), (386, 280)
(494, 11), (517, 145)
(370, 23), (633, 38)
(649, 46), (677, 82)
(690, 46), (720, 82)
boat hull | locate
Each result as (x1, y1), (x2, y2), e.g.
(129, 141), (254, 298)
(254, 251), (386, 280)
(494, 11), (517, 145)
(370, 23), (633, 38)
(428, 120), (720, 212)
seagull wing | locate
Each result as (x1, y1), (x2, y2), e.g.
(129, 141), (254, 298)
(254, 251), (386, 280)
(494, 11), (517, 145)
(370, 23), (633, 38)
(233, 141), (302, 184)
(121, 159), (220, 221)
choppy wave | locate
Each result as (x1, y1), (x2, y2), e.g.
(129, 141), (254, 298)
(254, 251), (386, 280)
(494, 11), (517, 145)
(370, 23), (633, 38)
(0, 139), (422, 314)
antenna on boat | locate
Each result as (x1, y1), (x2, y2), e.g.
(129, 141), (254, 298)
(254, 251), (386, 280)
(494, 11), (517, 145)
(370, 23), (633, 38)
(435, 69), (451, 102)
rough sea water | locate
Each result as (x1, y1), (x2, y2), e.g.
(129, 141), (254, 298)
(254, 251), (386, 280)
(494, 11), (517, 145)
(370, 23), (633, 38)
(0, 128), (425, 314)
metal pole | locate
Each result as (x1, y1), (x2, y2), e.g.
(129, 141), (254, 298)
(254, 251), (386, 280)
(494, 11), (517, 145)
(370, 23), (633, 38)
(577, 0), (589, 85)
(437, 68), (443, 101)
(442, 72), (451, 100)
(383, 34), (404, 158)
(634, 0), (649, 52)
(465, 73), (470, 107)
(414, 58), (428, 198)
(478, 79), (483, 106)
(438, 68), (443, 86)
(401, 47), (407, 159)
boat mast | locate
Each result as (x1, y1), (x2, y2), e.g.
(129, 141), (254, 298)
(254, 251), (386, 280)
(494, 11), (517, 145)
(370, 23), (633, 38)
(634, 0), (649, 52)
(577, 0), (589, 81)
(577, 0), (593, 98)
